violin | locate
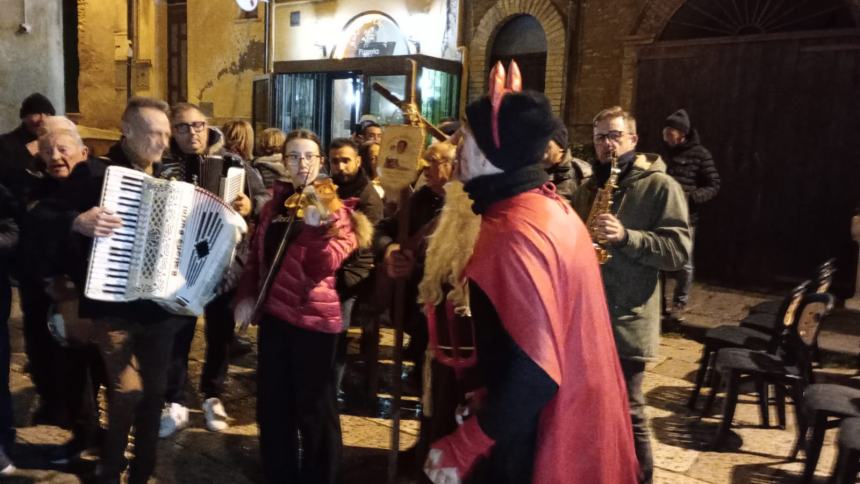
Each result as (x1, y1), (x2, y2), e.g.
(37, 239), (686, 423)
(283, 177), (344, 220)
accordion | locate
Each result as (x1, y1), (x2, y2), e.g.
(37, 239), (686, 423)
(159, 155), (246, 203)
(84, 166), (248, 316)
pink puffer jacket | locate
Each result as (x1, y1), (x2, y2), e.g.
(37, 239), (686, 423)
(236, 183), (359, 334)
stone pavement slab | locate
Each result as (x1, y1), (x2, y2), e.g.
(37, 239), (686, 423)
(1, 286), (856, 483)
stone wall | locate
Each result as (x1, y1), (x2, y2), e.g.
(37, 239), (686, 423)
(0, 0), (65, 132)
(465, 0), (689, 143)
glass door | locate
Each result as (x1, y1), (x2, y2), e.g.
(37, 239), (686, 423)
(367, 75), (407, 126)
(272, 73), (327, 138)
(328, 74), (363, 142)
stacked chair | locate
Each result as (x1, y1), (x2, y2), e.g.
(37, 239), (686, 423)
(830, 417), (860, 484)
(709, 292), (835, 449)
(687, 280), (809, 417)
(798, 382), (860, 482)
(743, 258), (836, 329)
(687, 259), (837, 422)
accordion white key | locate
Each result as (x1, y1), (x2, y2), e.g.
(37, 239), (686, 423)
(85, 166), (248, 316)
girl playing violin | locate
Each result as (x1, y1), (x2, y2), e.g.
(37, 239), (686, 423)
(234, 129), (372, 484)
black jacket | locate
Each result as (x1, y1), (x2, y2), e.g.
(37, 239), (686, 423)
(335, 172), (383, 294)
(158, 128), (271, 218)
(661, 129), (720, 221)
(0, 184), (19, 280)
(0, 124), (47, 208)
(373, 186), (445, 314)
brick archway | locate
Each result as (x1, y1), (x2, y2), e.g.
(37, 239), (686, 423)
(469, 0), (566, 114)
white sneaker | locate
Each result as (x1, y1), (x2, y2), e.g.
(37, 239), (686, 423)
(158, 402), (189, 438)
(202, 397), (229, 432)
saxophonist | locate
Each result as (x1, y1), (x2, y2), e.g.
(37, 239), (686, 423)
(571, 106), (691, 484)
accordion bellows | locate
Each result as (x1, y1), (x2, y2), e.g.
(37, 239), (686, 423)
(85, 166), (248, 316)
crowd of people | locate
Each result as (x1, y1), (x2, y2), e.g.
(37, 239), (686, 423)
(0, 83), (719, 484)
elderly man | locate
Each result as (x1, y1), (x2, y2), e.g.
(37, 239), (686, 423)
(571, 106), (691, 484)
(35, 97), (190, 484)
(158, 102), (269, 437)
(18, 120), (106, 465)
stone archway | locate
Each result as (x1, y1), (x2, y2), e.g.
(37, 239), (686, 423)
(469, 0), (566, 114)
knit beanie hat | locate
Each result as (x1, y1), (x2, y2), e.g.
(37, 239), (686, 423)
(20, 93), (56, 118)
(664, 109), (690, 135)
(549, 117), (569, 149)
(464, 90), (556, 172)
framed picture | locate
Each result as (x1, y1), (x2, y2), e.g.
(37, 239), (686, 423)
(378, 125), (425, 194)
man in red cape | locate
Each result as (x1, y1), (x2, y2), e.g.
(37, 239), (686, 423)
(423, 80), (639, 483)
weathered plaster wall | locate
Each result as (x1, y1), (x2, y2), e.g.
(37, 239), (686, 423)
(0, 0), (65, 132)
(187, 0), (265, 125)
(76, 0), (128, 130)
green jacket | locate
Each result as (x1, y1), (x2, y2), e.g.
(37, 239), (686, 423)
(571, 153), (691, 361)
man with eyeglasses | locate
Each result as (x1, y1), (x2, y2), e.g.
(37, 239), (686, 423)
(571, 106), (691, 484)
(157, 103), (269, 439)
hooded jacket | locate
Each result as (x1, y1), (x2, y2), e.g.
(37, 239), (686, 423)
(158, 127), (270, 217)
(252, 153), (289, 190)
(571, 153), (691, 360)
(235, 180), (373, 333)
(660, 129), (720, 222)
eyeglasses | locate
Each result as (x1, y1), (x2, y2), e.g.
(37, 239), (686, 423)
(424, 157), (453, 168)
(173, 121), (207, 134)
(593, 130), (628, 143)
(286, 152), (322, 164)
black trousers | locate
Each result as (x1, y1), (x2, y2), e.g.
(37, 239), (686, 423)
(257, 316), (341, 484)
(63, 343), (103, 447)
(0, 277), (13, 450)
(621, 359), (652, 484)
(165, 291), (235, 403)
(19, 279), (64, 416)
(93, 316), (178, 483)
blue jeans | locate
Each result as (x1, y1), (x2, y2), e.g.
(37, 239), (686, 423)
(667, 224), (695, 306)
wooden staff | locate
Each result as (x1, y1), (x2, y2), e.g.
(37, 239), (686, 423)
(386, 58), (424, 484)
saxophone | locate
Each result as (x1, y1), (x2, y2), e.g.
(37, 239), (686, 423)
(585, 152), (620, 264)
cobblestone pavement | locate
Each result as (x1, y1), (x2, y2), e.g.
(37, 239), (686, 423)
(2, 284), (859, 483)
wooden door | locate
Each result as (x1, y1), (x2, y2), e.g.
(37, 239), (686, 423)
(635, 31), (860, 296)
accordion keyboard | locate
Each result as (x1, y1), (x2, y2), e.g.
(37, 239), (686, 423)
(84, 168), (147, 301)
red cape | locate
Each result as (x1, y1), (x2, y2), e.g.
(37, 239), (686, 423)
(465, 185), (639, 484)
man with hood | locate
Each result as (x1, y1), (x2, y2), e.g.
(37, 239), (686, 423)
(571, 106), (691, 484)
(542, 117), (591, 203)
(423, 69), (638, 484)
(661, 109), (720, 313)
(157, 102), (269, 437)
